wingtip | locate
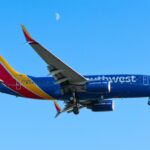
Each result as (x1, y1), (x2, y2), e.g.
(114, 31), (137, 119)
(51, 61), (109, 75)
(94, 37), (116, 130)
(21, 24), (36, 44)
(54, 100), (62, 113)
(54, 101), (62, 118)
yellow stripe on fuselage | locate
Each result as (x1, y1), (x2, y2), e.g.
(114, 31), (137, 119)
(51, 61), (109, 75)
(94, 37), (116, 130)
(0, 56), (19, 75)
(15, 74), (55, 100)
(0, 56), (55, 100)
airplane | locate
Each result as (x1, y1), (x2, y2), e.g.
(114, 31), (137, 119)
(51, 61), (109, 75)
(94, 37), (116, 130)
(0, 25), (150, 117)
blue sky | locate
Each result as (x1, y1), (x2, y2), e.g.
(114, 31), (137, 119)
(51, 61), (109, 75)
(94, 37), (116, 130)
(0, 0), (150, 150)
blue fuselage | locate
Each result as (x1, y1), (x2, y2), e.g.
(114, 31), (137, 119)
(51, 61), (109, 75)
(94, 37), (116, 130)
(0, 74), (150, 101)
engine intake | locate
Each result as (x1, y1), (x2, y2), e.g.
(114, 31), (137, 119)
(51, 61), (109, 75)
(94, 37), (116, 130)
(90, 100), (114, 112)
(86, 81), (111, 93)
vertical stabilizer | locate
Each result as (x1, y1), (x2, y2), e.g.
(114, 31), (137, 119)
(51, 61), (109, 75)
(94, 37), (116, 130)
(0, 56), (19, 76)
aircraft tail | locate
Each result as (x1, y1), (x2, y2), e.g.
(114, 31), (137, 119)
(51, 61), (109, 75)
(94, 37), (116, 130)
(0, 56), (19, 78)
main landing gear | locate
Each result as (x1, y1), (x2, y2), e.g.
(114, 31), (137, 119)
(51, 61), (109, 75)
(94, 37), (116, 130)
(71, 91), (80, 115)
(73, 106), (80, 115)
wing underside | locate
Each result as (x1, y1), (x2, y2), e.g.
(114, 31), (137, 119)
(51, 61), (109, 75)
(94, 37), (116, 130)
(21, 25), (87, 89)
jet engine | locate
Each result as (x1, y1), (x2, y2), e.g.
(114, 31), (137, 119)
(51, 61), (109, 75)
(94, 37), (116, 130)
(90, 100), (114, 112)
(86, 81), (111, 94)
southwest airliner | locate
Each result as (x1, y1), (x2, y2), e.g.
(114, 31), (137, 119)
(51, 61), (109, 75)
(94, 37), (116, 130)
(0, 25), (149, 117)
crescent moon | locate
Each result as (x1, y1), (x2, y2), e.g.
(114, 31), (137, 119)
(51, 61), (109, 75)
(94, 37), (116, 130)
(55, 13), (60, 21)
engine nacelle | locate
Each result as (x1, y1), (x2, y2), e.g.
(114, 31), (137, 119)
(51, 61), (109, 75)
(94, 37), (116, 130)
(90, 100), (114, 112)
(86, 81), (111, 94)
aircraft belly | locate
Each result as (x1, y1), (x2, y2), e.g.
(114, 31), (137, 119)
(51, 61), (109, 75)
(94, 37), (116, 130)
(110, 83), (150, 98)
(76, 83), (150, 100)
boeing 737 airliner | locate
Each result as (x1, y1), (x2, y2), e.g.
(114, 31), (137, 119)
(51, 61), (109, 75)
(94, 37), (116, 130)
(0, 25), (150, 117)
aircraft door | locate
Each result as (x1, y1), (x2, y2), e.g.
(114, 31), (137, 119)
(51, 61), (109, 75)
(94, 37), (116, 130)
(143, 76), (149, 86)
(16, 81), (21, 90)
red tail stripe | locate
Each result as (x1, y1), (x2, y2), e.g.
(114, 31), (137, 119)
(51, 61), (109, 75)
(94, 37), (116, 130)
(0, 64), (42, 99)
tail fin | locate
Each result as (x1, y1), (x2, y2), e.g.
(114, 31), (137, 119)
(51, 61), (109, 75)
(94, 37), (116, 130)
(0, 56), (19, 76)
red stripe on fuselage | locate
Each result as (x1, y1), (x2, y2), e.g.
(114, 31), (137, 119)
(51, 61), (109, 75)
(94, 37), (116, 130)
(0, 64), (42, 99)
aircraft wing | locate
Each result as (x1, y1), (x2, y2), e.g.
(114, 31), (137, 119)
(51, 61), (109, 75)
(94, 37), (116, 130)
(21, 25), (87, 88)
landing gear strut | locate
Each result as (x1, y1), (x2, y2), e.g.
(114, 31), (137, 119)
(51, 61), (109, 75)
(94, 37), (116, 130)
(72, 91), (80, 115)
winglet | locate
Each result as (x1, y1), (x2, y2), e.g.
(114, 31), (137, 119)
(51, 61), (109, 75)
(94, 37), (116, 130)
(54, 100), (62, 118)
(21, 24), (37, 44)
(54, 100), (61, 112)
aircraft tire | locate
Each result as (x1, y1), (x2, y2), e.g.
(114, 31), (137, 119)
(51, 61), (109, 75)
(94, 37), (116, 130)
(73, 107), (80, 115)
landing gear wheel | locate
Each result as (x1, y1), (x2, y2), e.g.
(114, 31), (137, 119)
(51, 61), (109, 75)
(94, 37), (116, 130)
(148, 101), (150, 106)
(73, 107), (80, 115)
